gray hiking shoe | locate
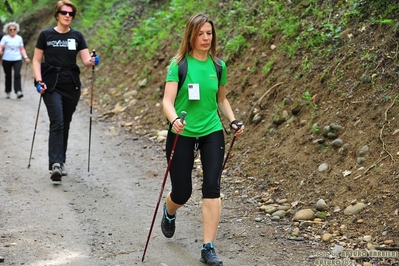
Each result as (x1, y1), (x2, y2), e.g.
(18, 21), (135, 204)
(17, 91), (23, 99)
(50, 163), (62, 183)
(61, 164), (68, 176)
(161, 203), (176, 238)
(200, 242), (223, 266)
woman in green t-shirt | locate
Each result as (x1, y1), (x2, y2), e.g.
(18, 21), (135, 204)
(161, 13), (244, 266)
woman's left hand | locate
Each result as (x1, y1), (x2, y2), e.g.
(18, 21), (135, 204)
(91, 54), (99, 66)
(234, 124), (244, 137)
(230, 120), (244, 137)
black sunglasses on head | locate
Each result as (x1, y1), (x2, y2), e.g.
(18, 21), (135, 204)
(58, 10), (75, 16)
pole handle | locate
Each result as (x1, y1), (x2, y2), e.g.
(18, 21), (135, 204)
(235, 122), (243, 130)
(180, 111), (187, 123)
(91, 49), (96, 71)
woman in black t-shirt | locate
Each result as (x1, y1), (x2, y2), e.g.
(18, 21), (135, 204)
(32, 0), (98, 183)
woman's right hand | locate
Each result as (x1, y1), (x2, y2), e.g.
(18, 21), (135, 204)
(171, 117), (186, 135)
(36, 82), (47, 94)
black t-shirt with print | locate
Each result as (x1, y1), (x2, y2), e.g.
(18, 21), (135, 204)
(36, 28), (88, 84)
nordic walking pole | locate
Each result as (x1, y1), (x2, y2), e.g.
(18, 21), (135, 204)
(28, 95), (42, 168)
(142, 111), (187, 262)
(88, 50), (96, 172)
(221, 122), (243, 171)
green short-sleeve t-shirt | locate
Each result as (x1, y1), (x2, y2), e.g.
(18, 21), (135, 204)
(166, 54), (227, 137)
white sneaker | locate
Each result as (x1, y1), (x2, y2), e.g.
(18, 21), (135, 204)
(17, 91), (23, 99)
(61, 164), (68, 176)
(50, 163), (62, 183)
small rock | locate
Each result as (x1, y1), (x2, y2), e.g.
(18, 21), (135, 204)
(316, 199), (328, 211)
(270, 216), (280, 221)
(330, 122), (344, 132)
(367, 243), (376, 250)
(277, 199), (288, 204)
(271, 210), (286, 218)
(322, 233), (332, 242)
(358, 145), (369, 156)
(293, 209), (315, 221)
(357, 157), (366, 164)
(264, 206), (277, 214)
(333, 207), (341, 213)
(318, 163), (329, 172)
(277, 205), (290, 211)
(344, 202), (367, 215)
(332, 244), (345, 255)
(331, 139), (344, 148)
(363, 235), (372, 242)
(292, 227), (300, 236)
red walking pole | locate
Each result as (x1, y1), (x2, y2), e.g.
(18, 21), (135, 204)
(142, 111), (187, 262)
(221, 122), (242, 171)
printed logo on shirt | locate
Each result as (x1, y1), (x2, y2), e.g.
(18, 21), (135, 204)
(209, 73), (218, 80)
(47, 40), (69, 47)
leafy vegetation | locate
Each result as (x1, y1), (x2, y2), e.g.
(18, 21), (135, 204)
(3, 0), (398, 66)
(2, 0), (398, 97)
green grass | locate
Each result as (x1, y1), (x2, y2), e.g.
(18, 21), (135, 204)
(3, 0), (398, 83)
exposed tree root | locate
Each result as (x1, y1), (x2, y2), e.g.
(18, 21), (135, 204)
(246, 82), (284, 124)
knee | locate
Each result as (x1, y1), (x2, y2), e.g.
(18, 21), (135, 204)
(170, 190), (192, 205)
(50, 119), (64, 132)
(202, 184), (221, 199)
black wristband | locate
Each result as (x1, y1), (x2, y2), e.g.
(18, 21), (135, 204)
(229, 120), (239, 129)
(171, 117), (180, 127)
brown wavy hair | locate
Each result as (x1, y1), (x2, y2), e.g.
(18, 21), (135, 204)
(173, 13), (219, 65)
(54, 0), (77, 19)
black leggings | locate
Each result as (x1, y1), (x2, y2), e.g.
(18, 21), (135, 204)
(2, 60), (22, 93)
(166, 130), (225, 205)
(43, 83), (80, 170)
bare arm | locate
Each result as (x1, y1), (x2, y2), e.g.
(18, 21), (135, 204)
(19, 46), (30, 63)
(217, 85), (244, 136)
(162, 81), (185, 134)
(32, 48), (43, 81)
(32, 47), (46, 93)
(79, 48), (94, 67)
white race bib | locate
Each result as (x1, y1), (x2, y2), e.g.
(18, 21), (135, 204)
(188, 84), (200, 100)
(68, 39), (76, 50)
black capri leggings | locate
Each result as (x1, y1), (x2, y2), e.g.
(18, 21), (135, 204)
(166, 130), (225, 205)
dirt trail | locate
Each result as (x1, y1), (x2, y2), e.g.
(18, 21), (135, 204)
(0, 67), (318, 266)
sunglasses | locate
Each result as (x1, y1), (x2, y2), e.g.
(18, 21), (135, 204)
(9, 28), (16, 31)
(58, 10), (75, 16)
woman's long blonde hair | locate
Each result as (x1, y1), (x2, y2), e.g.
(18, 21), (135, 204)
(173, 13), (219, 65)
